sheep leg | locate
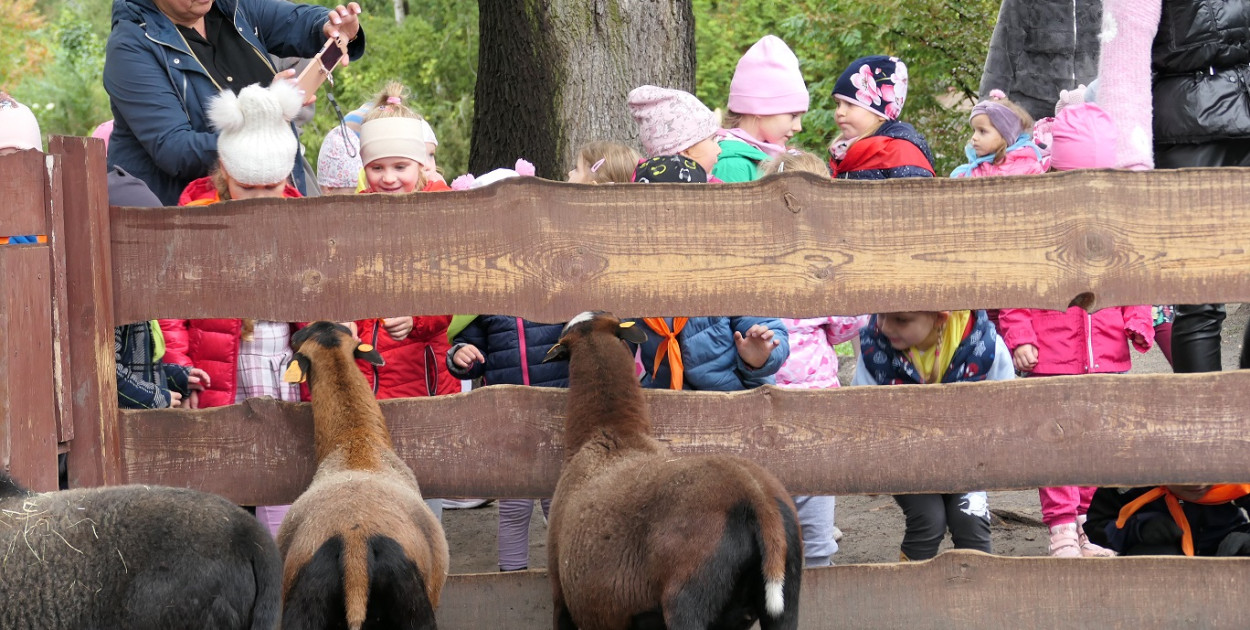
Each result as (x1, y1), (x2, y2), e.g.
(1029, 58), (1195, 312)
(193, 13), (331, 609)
(282, 536), (347, 630)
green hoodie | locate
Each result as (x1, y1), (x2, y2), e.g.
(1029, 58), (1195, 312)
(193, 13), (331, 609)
(712, 139), (769, 183)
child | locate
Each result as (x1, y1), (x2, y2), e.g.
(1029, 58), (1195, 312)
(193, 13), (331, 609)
(1085, 484), (1250, 556)
(164, 81), (307, 537)
(713, 35), (809, 183)
(358, 82), (451, 194)
(627, 85), (723, 177)
(853, 310), (1014, 560)
(0, 92), (44, 244)
(315, 123), (362, 195)
(567, 140), (641, 184)
(997, 101), (1154, 558)
(827, 56), (936, 180)
(759, 150), (863, 566)
(950, 89), (1045, 178)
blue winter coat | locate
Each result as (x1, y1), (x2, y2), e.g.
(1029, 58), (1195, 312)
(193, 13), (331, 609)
(448, 316), (569, 388)
(104, 0), (366, 205)
(629, 317), (790, 391)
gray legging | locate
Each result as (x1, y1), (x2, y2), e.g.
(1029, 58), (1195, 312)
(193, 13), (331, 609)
(893, 492), (991, 561)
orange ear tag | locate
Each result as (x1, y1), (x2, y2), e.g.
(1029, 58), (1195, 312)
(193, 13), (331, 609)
(619, 321), (635, 328)
(283, 361), (306, 383)
(358, 344), (374, 352)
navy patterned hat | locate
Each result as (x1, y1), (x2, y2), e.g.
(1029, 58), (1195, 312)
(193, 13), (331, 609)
(632, 155), (708, 184)
(832, 55), (909, 120)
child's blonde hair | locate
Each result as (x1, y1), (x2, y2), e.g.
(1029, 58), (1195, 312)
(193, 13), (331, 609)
(364, 81), (423, 122)
(573, 141), (642, 184)
(974, 91), (1034, 165)
(759, 150), (829, 177)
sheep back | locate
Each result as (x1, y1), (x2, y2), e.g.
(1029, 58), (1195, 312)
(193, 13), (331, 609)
(549, 450), (801, 630)
(0, 484), (282, 630)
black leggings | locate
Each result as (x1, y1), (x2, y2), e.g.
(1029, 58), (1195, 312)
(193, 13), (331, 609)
(893, 493), (991, 561)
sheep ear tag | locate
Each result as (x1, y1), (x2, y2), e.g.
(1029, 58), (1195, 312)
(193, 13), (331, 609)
(616, 321), (647, 344)
(355, 343), (385, 366)
(283, 355), (310, 383)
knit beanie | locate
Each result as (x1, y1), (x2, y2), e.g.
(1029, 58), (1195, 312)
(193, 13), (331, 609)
(316, 125), (363, 189)
(1050, 103), (1118, 170)
(416, 119), (438, 146)
(628, 85), (720, 157)
(728, 35), (809, 115)
(832, 55), (909, 120)
(0, 93), (43, 152)
(208, 81), (302, 186)
(632, 155), (708, 184)
(970, 90), (1024, 143)
(359, 117), (431, 167)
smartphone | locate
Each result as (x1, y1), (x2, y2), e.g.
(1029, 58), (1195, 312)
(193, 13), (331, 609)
(295, 37), (347, 96)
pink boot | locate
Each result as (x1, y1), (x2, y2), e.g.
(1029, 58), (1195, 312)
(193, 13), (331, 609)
(1048, 523), (1081, 558)
(1077, 514), (1117, 557)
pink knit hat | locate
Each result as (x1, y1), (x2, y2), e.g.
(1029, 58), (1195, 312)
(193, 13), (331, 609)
(628, 85), (720, 157)
(1050, 103), (1118, 171)
(91, 120), (114, 153)
(728, 35), (809, 115)
(0, 93), (42, 152)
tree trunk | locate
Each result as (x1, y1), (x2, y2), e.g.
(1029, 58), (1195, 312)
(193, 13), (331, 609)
(471, 0), (696, 178)
(393, 0), (406, 24)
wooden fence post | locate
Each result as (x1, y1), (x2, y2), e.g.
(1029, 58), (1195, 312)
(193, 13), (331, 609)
(43, 152), (74, 448)
(53, 136), (122, 488)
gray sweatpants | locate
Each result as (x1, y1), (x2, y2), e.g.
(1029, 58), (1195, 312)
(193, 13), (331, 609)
(893, 492), (990, 560)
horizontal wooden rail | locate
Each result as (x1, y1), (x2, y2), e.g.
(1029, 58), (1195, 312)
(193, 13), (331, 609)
(121, 371), (1250, 504)
(111, 168), (1250, 323)
(436, 553), (1250, 629)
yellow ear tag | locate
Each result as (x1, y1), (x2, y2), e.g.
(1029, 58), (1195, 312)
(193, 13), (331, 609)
(618, 321), (635, 328)
(283, 361), (306, 384)
(358, 344), (374, 352)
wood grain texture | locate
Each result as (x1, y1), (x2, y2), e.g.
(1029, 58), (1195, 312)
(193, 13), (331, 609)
(43, 154), (73, 443)
(120, 371), (1250, 504)
(0, 150), (48, 237)
(54, 137), (122, 488)
(435, 553), (1250, 629)
(110, 169), (1250, 323)
(0, 246), (58, 490)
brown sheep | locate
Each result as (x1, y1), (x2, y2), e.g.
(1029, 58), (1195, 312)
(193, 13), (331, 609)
(544, 311), (802, 630)
(277, 321), (448, 630)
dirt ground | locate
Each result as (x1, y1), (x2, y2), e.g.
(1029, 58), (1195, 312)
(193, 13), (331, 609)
(441, 305), (1248, 573)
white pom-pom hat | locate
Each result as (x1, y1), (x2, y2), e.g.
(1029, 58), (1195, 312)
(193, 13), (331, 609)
(207, 81), (303, 186)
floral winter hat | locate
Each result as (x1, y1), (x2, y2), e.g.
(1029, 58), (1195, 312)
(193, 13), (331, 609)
(832, 55), (909, 120)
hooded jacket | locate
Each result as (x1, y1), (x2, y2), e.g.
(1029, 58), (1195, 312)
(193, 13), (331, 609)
(831, 120), (936, 180)
(950, 135), (1047, 178)
(997, 306), (1154, 375)
(711, 138), (769, 183)
(629, 317), (790, 391)
(104, 0), (365, 205)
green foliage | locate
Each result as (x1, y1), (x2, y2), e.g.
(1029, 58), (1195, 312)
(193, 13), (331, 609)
(0, 0), (52, 87)
(15, 2), (111, 138)
(694, 0), (999, 175)
(300, 0), (478, 179)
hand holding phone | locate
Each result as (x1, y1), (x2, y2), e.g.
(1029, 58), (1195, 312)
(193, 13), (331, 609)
(295, 36), (348, 98)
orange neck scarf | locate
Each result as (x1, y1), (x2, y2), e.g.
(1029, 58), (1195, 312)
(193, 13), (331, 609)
(1116, 484), (1250, 556)
(642, 317), (688, 390)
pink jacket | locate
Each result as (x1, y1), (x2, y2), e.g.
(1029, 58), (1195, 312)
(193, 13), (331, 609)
(997, 306), (1154, 375)
(959, 146), (1047, 178)
(776, 316), (868, 389)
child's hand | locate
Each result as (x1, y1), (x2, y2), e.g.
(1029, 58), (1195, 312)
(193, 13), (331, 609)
(337, 321), (360, 342)
(187, 368), (211, 392)
(452, 344), (485, 370)
(382, 316), (414, 341)
(1127, 329), (1149, 351)
(735, 324), (780, 370)
(1012, 344), (1038, 373)
(168, 391), (184, 408)
(187, 390), (200, 409)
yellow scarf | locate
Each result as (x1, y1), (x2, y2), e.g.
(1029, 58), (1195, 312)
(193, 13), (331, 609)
(904, 310), (971, 384)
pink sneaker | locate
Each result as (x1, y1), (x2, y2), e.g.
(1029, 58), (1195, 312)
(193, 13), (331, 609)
(1077, 515), (1116, 557)
(1048, 523), (1081, 558)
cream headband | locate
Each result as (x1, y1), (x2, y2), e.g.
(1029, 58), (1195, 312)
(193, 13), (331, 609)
(359, 117), (431, 166)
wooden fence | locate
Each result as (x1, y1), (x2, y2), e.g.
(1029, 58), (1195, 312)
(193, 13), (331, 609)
(5, 136), (1250, 628)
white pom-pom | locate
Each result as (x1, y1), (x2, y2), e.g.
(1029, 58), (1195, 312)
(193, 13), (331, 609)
(206, 89), (245, 134)
(268, 80), (305, 121)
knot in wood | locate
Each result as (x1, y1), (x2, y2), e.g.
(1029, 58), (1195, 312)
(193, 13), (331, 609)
(783, 192), (802, 214)
(551, 246), (606, 283)
(748, 424), (780, 449)
(301, 269), (323, 291)
(1078, 228), (1115, 263)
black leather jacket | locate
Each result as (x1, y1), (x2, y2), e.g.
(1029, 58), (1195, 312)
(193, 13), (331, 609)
(1153, 0), (1250, 144)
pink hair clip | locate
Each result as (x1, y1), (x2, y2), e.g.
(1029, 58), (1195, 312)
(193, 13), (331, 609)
(386, 96), (402, 105)
(590, 157), (606, 173)
(989, 89), (1007, 100)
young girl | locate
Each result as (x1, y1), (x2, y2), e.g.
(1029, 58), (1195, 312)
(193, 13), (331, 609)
(358, 82), (451, 194)
(853, 310), (1014, 560)
(713, 35), (809, 183)
(759, 150), (863, 566)
(950, 90), (1045, 178)
(166, 81), (306, 537)
(627, 85), (723, 177)
(567, 140), (641, 184)
(997, 101), (1154, 559)
(828, 55), (935, 180)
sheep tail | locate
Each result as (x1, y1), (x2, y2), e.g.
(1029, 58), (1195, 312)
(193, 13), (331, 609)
(751, 491), (796, 619)
(343, 532), (371, 630)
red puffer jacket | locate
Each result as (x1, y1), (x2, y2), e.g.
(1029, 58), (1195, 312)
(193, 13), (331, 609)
(355, 316), (461, 399)
(159, 318), (243, 408)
